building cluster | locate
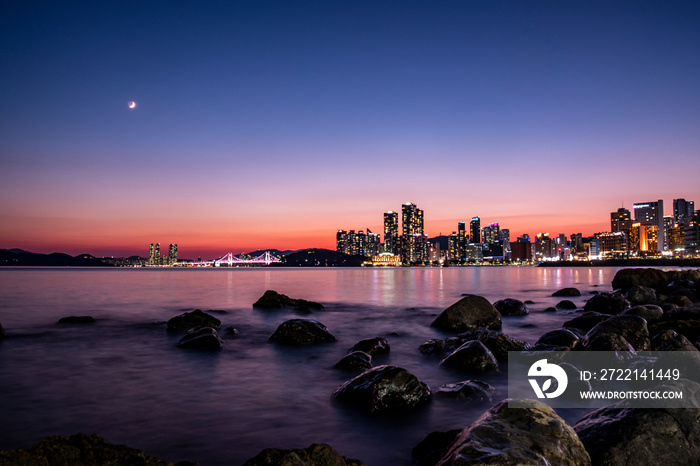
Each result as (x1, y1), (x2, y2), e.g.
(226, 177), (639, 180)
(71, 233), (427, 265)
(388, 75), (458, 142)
(335, 197), (700, 264)
(148, 242), (178, 266)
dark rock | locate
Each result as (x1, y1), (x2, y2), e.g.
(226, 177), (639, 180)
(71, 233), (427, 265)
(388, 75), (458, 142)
(625, 285), (657, 305)
(349, 337), (390, 355)
(524, 300), (535, 304)
(611, 268), (669, 292)
(664, 295), (694, 308)
(456, 329), (529, 362)
(583, 292), (630, 315)
(664, 279), (697, 293)
(0, 322), (6, 339)
(224, 326), (239, 337)
(493, 298), (529, 316)
(553, 287), (581, 297)
(167, 309), (221, 333)
(253, 289), (324, 312)
(419, 339), (446, 355)
(651, 329), (698, 351)
(430, 295), (501, 332)
(556, 300), (577, 309)
(0, 433), (183, 466)
(333, 365), (431, 414)
(649, 319), (700, 345)
(563, 312), (611, 333)
(583, 315), (650, 351)
(334, 351), (372, 371)
(436, 399), (591, 465)
(242, 443), (365, 466)
(574, 379), (700, 466)
(659, 301), (680, 312)
(436, 380), (495, 402)
(269, 319), (337, 345)
(535, 329), (580, 350)
(544, 306), (557, 312)
(583, 333), (637, 357)
(440, 341), (499, 373)
(176, 327), (223, 351)
(58, 316), (95, 324)
(412, 430), (461, 466)
(621, 304), (664, 323)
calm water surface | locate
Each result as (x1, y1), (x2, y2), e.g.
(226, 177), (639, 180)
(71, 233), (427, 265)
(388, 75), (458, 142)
(0, 266), (620, 465)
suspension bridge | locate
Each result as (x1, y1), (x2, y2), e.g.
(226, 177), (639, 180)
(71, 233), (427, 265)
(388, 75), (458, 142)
(177, 251), (282, 267)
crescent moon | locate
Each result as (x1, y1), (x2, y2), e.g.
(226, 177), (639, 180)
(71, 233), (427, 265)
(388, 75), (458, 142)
(128, 101), (136, 109)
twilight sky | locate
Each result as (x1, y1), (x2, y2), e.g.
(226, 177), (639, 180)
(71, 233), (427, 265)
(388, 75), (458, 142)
(1, 1), (699, 259)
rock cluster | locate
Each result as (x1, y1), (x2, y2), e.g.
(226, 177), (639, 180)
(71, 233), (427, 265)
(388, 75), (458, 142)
(167, 309), (223, 351)
(243, 443), (365, 466)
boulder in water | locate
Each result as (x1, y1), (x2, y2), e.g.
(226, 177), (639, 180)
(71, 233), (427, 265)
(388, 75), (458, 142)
(58, 316), (95, 324)
(650, 329), (698, 352)
(535, 328), (581, 350)
(583, 292), (630, 315)
(242, 443), (366, 466)
(167, 309), (221, 333)
(556, 300), (577, 309)
(349, 337), (390, 355)
(455, 329), (529, 362)
(440, 341), (499, 374)
(563, 312), (612, 333)
(334, 351), (372, 371)
(493, 298), (529, 316)
(253, 290), (324, 312)
(269, 319), (337, 345)
(436, 380), (495, 403)
(553, 287), (581, 297)
(176, 327), (223, 351)
(430, 295), (501, 332)
(582, 315), (650, 351)
(625, 285), (657, 305)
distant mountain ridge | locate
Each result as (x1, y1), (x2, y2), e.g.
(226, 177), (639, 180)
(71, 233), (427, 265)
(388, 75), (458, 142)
(0, 249), (110, 267)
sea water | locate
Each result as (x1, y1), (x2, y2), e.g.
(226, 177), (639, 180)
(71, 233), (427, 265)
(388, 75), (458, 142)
(0, 266), (620, 465)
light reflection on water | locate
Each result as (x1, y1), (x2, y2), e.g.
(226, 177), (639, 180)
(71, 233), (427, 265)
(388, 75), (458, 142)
(0, 266), (621, 465)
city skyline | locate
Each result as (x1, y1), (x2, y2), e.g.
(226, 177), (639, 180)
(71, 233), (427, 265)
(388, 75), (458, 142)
(2, 1), (699, 259)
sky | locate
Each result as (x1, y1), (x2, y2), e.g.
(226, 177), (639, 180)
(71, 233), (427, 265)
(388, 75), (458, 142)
(1, 1), (699, 259)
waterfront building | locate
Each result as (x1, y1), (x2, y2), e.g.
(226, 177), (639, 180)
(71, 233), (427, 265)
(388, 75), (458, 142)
(570, 233), (583, 253)
(428, 241), (441, 263)
(683, 214), (700, 254)
(633, 200), (664, 252)
(336, 230), (348, 254)
(673, 199), (695, 224)
(668, 224), (684, 252)
(447, 232), (459, 261)
(595, 232), (627, 257)
(589, 238), (600, 259)
(465, 243), (483, 262)
(401, 202), (425, 263)
(611, 207), (633, 233)
(510, 240), (532, 262)
(500, 228), (511, 261)
(370, 253), (401, 266)
(148, 243), (155, 265)
(168, 244), (178, 265)
(383, 211), (399, 254)
(457, 222), (467, 261)
(535, 233), (556, 261)
(470, 217), (481, 244)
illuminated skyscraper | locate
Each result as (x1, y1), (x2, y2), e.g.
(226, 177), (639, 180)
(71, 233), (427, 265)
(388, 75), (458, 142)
(611, 207), (632, 233)
(168, 244), (178, 265)
(470, 217), (481, 244)
(673, 199), (695, 224)
(336, 230), (348, 254)
(457, 222), (467, 261)
(384, 211), (399, 254)
(633, 200), (664, 252)
(148, 243), (155, 265)
(154, 243), (161, 265)
(401, 202), (425, 263)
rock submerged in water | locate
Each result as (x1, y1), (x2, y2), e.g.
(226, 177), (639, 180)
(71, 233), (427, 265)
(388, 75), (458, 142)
(167, 309), (221, 333)
(431, 295), (501, 332)
(583, 292), (630, 315)
(556, 299), (577, 309)
(333, 365), (431, 414)
(253, 289), (324, 312)
(0, 433), (193, 466)
(176, 327), (223, 351)
(436, 380), (495, 403)
(553, 287), (581, 297)
(349, 337), (390, 355)
(0, 322), (7, 339)
(242, 443), (365, 466)
(582, 315), (650, 351)
(334, 351), (372, 371)
(493, 298), (529, 316)
(440, 341), (499, 374)
(58, 316), (95, 324)
(431, 398), (591, 465)
(269, 319), (337, 345)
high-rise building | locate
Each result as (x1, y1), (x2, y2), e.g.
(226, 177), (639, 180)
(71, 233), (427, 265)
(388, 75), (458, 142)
(535, 233), (556, 260)
(148, 243), (155, 265)
(153, 243), (161, 265)
(168, 244), (178, 265)
(673, 199), (695, 224)
(570, 233), (583, 253)
(457, 222), (467, 261)
(595, 232), (627, 257)
(499, 228), (511, 261)
(383, 211), (399, 254)
(470, 217), (481, 244)
(633, 200), (664, 252)
(336, 230), (348, 254)
(611, 207), (632, 233)
(447, 232), (459, 261)
(483, 223), (500, 245)
(401, 202), (425, 263)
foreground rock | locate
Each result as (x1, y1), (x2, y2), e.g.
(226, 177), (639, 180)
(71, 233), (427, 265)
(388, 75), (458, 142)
(436, 380), (495, 403)
(583, 292), (630, 315)
(243, 443), (365, 466)
(0, 433), (192, 466)
(58, 315), (95, 324)
(433, 399), (591, 465)
(176, 327), (223, 350)
(253, 290), (324, 312)
(269, 319), (337, 345)
(334, 351), (372, 371)
(167, 309), (221, 333)
(493, 298), (529, 316)
(431, 295), (502, 332)
(440, 341), (499, 374)
(420, 329), (528, 362)
(349, 337), (390, 355)
(612, 268), (700, 293)
(582, 315), (650, 351)
(333, 365), (431, 414)
(553, 287), (581, 297)
(574, 379), (700, 465)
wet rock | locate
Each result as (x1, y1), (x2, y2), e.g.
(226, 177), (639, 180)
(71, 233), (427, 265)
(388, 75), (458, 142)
(0, 322), (7, 339)
(436, 380), (495, 403)
(535, 329), (580, 350)
(167, 309), (221, 333)
(665, 295), (694, 308)
(430, 295), (502, 332)
(544, 306), (557, 312)
(493, 298), (529, 316)
(176, 327), (223, 351)
(269, 319), (337, 345)
(349, 337), (390, 355)
(651, 329), (698, 351)
(435, 399), (591, 465)
(224, 326), (239, 337)
(574, 379), (700, 466)
(0, 433), (186, 466)
(58, 316), (95, 324)
(625, 285), (657, 305)
(583, 333), (637, 357)
(456, 329), (529, 362)
(242, 443), (365, 466)
(412, 430), (461, 466)
(553, 287), (581, 297)
(556, 299), (577, 309)
(419, 339), (446, 355)
(334, 351), (372, 371)
(583, 292), (630, 315)
(611, 267), (669, 292)
(583, 315), (650, 351)
(664, 279), (698, 294)
(440, 341), (499, 374)
(621, 304), (664, 323)
(563, 312), (611, 333)
(333, 365), (431, 414)
(253, 289), (324, 312)
(648, 304), (700, 343)
(524, 300), (535, 304)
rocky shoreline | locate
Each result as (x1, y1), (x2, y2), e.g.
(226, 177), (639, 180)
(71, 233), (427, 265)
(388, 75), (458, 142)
(1, 268), (699, 465)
